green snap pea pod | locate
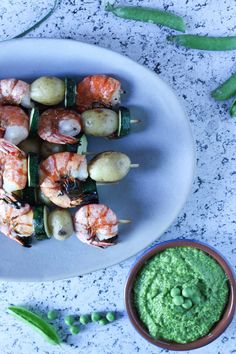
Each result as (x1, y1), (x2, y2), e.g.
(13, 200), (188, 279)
(105, 3), (185, 33)
(211, 73), (236, 101)
(230, 98), (236, 117)
(8, 306), (61, 345)
(167, 35), (236, 51)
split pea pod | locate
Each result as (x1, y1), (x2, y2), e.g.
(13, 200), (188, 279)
(167, 35), (236, 51)
(105, 3), (185, 33)
(8, 306), (61, 345)
(211, 73), (236, 101)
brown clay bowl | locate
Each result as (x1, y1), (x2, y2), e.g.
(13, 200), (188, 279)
(125, 239), (236, 351)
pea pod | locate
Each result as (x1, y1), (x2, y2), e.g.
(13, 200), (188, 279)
(167, 35), (236, 51)
(211, 73), (236, 101)
(105, 3), (185, 33)
(230, 98), (236, 117)
(8, 306), (61, 345)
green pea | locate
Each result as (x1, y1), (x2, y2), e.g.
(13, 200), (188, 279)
(47, 310), (58, 320)
(182, 287), (194, 298)
(91, 312), (102, 322)
(170, 287), (181, 297)
(192, 296), (201, 305)
(182, 299), (193, 310)
(98, 318), (108, 326)
(69, 325), (80, 335)
(79, 314), (91, 325)
(106, 312), (115, 322)
(64, 315), (75, 326)
(173, 295), (184, 306)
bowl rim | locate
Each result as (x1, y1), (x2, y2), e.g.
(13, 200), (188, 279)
(125, 239), (236, 351)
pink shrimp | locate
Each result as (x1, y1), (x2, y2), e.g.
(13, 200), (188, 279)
(76, 75), (122, 113)
(38, 108), (82, 144)
(0, 139), (27, 193)
(74, 204), (118, 248)
(0, 106), (29, 145)
(0, 189), (33, 244)
(39, 152), (88, 208)
(0, 79), (32, 108)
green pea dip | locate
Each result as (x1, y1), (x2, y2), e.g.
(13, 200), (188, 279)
(133, 247), (229, 343)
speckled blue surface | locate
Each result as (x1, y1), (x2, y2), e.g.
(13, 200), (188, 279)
(0, 0), (236, 353)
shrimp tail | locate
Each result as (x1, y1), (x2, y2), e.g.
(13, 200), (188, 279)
(0, 138), (24, 155)
(51, 132), (78, 144)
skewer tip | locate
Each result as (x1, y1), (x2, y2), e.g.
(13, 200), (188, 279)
(118, 219), (132, 224)
(130, 163), (139, 168)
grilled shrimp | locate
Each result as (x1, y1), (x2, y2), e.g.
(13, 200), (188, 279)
(74, 204), (118, 248)
(0, 106), (29, 145)
(0, 189), (33, 243)
(38, 108), (82, 144)
(76, 75), (122, 113)
(40, 152), (88, 208)
(0, 79), (32, 108)
(0, 139), (27, 193)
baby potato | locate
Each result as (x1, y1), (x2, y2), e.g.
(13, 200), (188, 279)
(40, 141), (65, 159)
(30, 76), (65, 105)
(81, 108), (118, 136)
(89, 151), (131, 182)
(18, 137), (41, 154)
(48, 209), (74, 241)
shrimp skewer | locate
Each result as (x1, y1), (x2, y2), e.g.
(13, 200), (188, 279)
(74, 204), (119, 248)
(39, 152), (88, 208)
(76, 75), (122, 113)
(0, 139), (27, 193)
(0, 106), (29, 145)
(0, 79), (32, 108)
(0, 189), (33, 244)
(38, 108), (82, 144)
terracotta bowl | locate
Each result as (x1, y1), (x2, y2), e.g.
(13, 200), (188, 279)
(125, 239), (236, 351)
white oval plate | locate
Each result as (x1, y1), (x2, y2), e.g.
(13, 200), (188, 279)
(0, 38), (195, 281)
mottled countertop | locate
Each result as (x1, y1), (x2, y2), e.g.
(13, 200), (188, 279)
(0, 0), (236, 353)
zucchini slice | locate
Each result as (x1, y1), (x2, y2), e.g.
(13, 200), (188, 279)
(117, 107), (131, 137)
(65, 133), (88, 154)
(28, 153), (39, 187)
(29, 107), (40, 136)
(77, 134), (88, 155)
(33, 206), (46, 240)
(64, 78), (77, 107)
(33, 206), (51, 240)
(80, 177), (99, 205)
(21, 187), (38, 205)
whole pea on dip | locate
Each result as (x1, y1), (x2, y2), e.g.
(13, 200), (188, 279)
(133, 247), (229, 343)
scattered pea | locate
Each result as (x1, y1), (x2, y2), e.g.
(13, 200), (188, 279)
(170, 287), (181, 297)
(98, 318), (108, 326)
(64, 315), (75, 326)
(91, 312), (102, 322)
(182, 287), (194, 298)
(80, 314), (91, 325)
(173, 295), (184, 306)
(192, 295), (201, 305)
(106, 312), (115, 322)
(47, 310), (58, 320)
(69, 325), (80, 335)
(182, 299), (193, 310)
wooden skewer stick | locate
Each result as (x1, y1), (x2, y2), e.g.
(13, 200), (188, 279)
(130, 163), (139, 168)
(119, 219), (132, 224)
(130, 119), (141, 124)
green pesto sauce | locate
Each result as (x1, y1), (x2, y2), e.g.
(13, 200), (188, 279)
(133, 247), (229, 344)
